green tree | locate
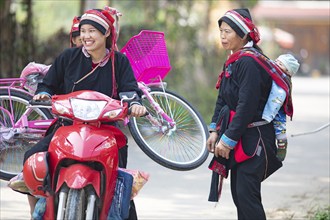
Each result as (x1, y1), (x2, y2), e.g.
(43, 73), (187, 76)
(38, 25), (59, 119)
(0, 0), (34, 78)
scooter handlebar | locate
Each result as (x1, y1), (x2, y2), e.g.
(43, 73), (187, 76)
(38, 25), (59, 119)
(29, 99), (52, 108)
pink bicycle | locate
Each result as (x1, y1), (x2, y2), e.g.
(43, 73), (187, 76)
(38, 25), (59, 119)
(0, 63), (54, 180)
(121, 30), (208, 170)
(0, 30), (208, 180)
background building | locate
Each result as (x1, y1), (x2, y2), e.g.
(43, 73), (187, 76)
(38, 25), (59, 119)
(253, 1), (330, 76)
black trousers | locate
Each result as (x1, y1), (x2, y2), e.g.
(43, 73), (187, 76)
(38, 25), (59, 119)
(230, 146), (266, 220)
(23, 125), (138, 220)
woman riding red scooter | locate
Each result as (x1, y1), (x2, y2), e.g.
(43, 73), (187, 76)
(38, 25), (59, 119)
(9, 6), (146, 219)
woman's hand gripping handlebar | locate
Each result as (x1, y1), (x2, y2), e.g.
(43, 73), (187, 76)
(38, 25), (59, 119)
(119, 91), (148, 117)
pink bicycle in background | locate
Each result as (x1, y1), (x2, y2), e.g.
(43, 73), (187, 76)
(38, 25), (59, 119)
(0, 30), (209, 181)
(0, 63), (54, 180)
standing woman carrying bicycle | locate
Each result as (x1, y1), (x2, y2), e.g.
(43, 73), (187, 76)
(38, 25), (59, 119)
(8, 7), (146, 219)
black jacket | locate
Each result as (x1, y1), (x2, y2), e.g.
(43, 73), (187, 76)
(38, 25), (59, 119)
(36, 47), (142, 99)
(208, 53), (283, 202)
(212, 55), (273, 143)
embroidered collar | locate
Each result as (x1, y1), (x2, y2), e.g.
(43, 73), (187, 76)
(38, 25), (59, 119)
(82, 47), (110, 67)
(244, 41), (253, 48)
(230, 41), (253, 55)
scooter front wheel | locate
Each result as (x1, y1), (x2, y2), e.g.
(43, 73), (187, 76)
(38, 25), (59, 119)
(64, 188), (86, 220)
(128, 88), (209, 171)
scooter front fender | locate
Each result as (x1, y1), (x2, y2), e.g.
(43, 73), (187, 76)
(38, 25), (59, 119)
(55, 164), (101, 196)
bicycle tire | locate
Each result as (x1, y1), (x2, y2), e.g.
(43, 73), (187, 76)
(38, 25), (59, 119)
(128, 88), (209, 170)
(0, 89), (53, 181)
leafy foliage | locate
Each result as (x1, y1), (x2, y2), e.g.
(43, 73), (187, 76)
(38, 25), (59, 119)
(309, 206), (330, 220)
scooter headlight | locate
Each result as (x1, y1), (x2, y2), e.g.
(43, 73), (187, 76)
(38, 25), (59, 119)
(70, 98), (107, 121)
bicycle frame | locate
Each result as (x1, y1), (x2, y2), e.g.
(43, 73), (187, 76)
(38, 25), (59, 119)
(0, 77), (28, 89)
(137, 81), (176, 128)
(0, 78), (30, 117)
(0, 77), (53, 138)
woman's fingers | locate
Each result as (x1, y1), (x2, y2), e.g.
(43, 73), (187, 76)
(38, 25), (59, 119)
(207, 133), (218, 153)
(33, 94), (50, 100)
(207, 140), (215, 152)
(215, 142), (231, 159)
(130, 105), (147, 117)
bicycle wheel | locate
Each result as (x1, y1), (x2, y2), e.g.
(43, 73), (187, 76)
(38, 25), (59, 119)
(128, 88), (209, 170)
(0, 89), (53, 180)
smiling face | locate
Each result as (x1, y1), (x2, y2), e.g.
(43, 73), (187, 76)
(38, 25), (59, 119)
(80, 24), (109, 53)
(219, 21), (247, 53)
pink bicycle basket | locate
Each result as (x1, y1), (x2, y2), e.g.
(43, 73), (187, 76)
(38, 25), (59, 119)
(120, 30), (171, 84)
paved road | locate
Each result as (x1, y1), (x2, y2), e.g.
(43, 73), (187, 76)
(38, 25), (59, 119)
(1, 76), (329, 220)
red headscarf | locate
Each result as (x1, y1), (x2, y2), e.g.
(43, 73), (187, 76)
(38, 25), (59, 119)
(219, 9), (260, 44)
(79, 6), (120, 97)
(70, 16), (81, 47)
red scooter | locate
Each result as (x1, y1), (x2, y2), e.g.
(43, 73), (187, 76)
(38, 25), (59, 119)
(23, 90), (137, 219)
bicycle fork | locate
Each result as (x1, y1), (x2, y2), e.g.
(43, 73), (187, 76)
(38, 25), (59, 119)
(138, 82), (177, 135)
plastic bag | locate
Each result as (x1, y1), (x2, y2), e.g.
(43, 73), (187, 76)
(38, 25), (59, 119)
(118, 168), (150, 199)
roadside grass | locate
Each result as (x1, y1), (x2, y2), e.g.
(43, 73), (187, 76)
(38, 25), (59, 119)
(308, 205), (330, 220)
(267, 205), (330, 220)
